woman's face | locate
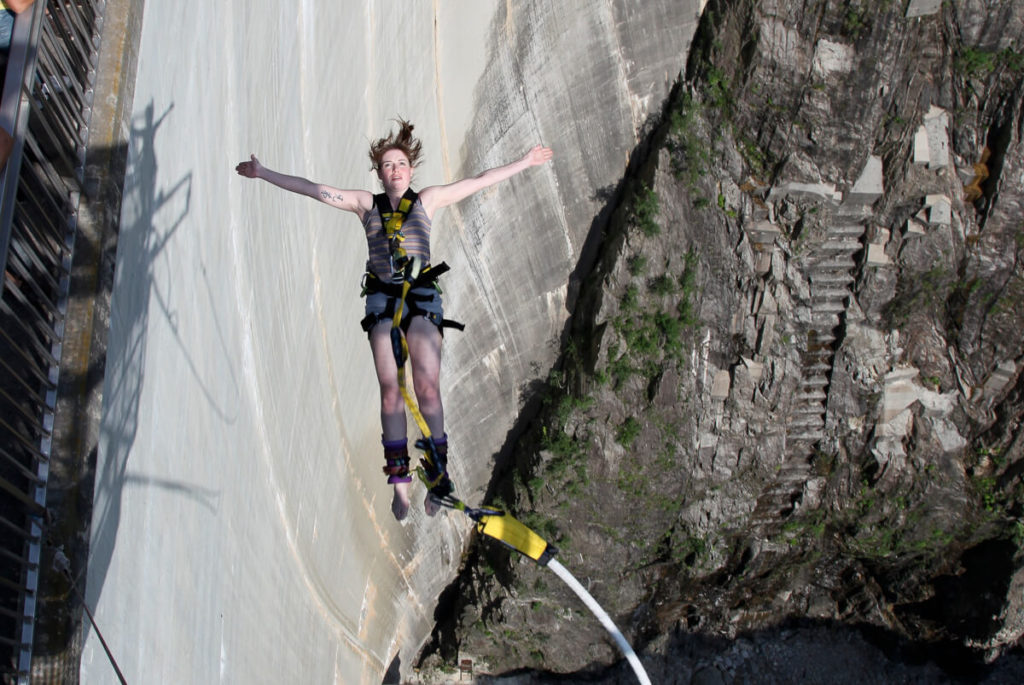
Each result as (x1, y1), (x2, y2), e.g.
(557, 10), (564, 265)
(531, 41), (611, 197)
(378, 148), (412, 193)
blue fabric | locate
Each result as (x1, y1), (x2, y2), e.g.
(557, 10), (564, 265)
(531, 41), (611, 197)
(364, 285), (444, 322)
(0, 10), (14, 53)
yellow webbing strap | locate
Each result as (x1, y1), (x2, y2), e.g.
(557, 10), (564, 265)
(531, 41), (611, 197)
(388, 257), (450, 492)
(476, 512), (553, 565)
(381, 193), (416, 265)
(391, 260), (432, 441)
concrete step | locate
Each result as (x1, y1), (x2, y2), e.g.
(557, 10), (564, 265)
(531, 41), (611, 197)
(790, 415), (824, 429)
(811, 286), (851, 300)
(747, 224), (782, 243)
(812, 301), (846, 314)
(795, 389), (827, 401)
(811, 272), (856, 286)
(819, 239), (863, 253)
(804, 358), (835, 372)
(836, 203), (873, 218)
(793, 407), (825, 418)
(811, 256), (856, 270)
(778, 465), (811, 482)
(829, 223), (867, 237)
(805, 333), (836, 346)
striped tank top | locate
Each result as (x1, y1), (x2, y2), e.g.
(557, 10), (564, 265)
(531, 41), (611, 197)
(361, 195), (432, 280)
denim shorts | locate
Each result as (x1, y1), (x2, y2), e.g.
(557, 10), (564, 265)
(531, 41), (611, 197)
(363, 285), (444, 325)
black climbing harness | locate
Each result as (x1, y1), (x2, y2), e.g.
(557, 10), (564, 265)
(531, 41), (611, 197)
(360, 190), (464, 335)
(359, 264), (464, 334)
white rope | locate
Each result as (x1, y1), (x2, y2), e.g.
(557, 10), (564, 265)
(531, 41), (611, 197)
(547, 558), (652, 685)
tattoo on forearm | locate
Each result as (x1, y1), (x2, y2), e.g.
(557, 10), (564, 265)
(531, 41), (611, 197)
(320, 190), (344, 203)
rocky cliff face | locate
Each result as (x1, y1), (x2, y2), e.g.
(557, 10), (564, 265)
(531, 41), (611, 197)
(420, 1), (1024, 680)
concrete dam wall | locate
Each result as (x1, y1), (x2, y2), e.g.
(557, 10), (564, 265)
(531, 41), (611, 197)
(81, 2), (704, 682)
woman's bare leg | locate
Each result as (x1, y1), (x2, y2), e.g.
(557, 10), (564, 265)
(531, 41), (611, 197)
(406, 317), (445, 515)
(369, 322), (411, 520)
(406, 317), (444, 435)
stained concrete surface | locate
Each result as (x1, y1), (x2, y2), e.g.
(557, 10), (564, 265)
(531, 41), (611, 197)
(80, 2), (703, 683)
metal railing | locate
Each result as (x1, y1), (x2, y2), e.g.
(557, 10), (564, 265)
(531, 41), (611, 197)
(0, 0), (103, 679)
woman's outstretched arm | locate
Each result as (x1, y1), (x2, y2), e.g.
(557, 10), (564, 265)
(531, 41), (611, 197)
(419, 145), (553, 216)
(235, 154), (372, 215)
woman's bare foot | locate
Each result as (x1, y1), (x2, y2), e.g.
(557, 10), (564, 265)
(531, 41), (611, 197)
(392, 482), (411, 520)
(424, 491), (441, 517)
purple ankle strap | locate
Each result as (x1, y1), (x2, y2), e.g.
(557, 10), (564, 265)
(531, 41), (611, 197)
(383, 437), (411, 483)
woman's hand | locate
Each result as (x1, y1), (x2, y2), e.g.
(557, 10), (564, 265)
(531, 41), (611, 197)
(235, 154), (264, 178)
(523, 144), (553, 167)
